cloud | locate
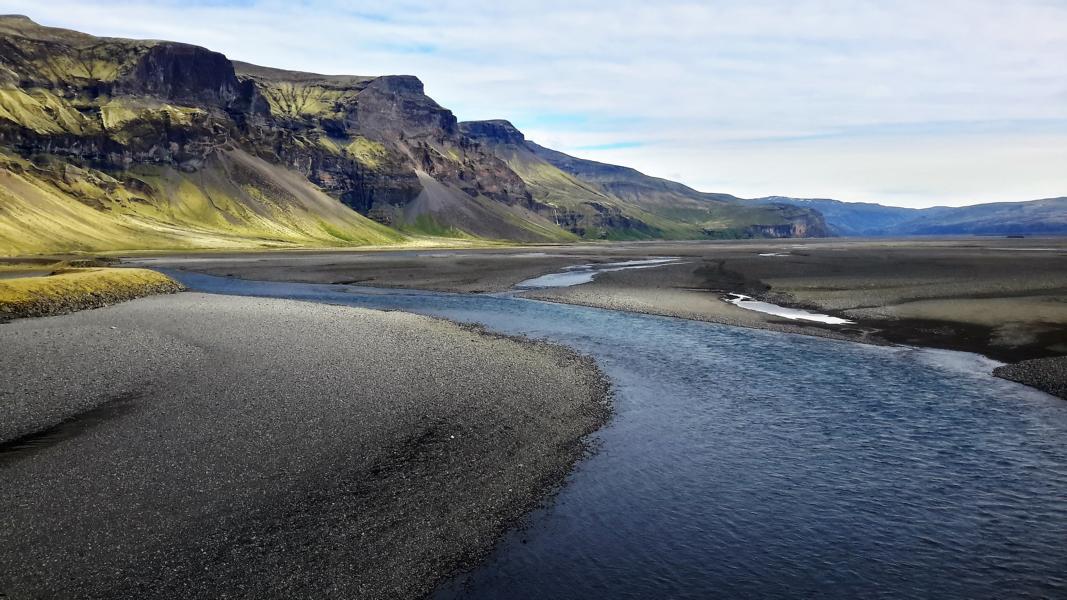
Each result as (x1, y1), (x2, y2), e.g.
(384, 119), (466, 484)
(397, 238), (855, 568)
(4, 0), (1067, 206)
(575, 141), (647, 151)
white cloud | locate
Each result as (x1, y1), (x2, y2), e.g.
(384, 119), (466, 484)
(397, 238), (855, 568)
(3, 0), (1066, 206)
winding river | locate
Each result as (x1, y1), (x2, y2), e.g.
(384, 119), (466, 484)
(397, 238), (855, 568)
(170, 271), (1067, 599)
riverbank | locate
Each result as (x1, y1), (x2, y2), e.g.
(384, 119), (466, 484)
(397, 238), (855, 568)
(129, 238), (1067, 398)
(0, 260), (183, 321)
(994, 356), (1067, 399)
(0, 293), (611, 598)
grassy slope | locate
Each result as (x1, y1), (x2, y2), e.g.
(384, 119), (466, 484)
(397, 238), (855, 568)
(395, 170), (576, 243)
(490, 145), (696, 239)
(524, 141), (816, 236)
(0, 149), (412, 255)
(0, 267), (183, 318)
(0, 60), (414, 255)
(494, 139), (814, 239)
(497, 147), (660, 239)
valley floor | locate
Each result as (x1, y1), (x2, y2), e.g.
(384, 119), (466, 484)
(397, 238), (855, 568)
(129, 236), (1067, 399)
(131, 236), (1067, 364)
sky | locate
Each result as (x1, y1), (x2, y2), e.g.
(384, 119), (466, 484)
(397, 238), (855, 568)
(4, 0), (1067, 207)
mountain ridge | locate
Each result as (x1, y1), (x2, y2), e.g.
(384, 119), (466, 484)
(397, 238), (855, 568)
(751, 196), (1067, 236)
(0, 15), (827, 254)
(460, 119), (828, 239)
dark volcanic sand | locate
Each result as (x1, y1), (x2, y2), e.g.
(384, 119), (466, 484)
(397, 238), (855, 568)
(0, 294), (610, 599)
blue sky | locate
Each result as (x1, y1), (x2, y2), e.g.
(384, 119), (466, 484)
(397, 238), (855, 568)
(5, 0), (1067, 207)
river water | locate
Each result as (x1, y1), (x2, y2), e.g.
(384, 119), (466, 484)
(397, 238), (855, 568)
(170, 271), (1067, 599)
(514, 258), (683, 288)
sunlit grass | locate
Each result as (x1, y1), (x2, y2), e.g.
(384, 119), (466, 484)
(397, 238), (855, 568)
(0, 267), (183, 318)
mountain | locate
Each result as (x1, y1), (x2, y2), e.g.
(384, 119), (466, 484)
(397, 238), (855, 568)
(0, 16), (824, 254)
(752, 196), (1067, 237)
(460, 120), (827, 239)
(882, 198), (1067, 236)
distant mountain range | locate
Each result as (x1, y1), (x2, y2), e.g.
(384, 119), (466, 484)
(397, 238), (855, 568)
(0, 15), (1059, 255)
(751, 196), (1067, 236)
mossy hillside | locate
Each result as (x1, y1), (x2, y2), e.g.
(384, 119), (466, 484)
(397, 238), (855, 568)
(517, 138), (829, 237)
(399, 214), (480, 239)
(345, 136), (389, 168)
(250, 77), (368, 121)
(494, 146), (686, 239)
(0, 267), (183, 320)
(257, 81), (349, 119)
(478, 195), (579, 243)
(240, 71), (405, 172)
(100, 98), (208, 144)
(464, 130), (723, 239)
(315, 135), (391, 169)
(0, 87), (99, 135)
(504, 149), (613, 211)
(27, 49), (125, 83)
(0, 84), (225, 153)
(0, 17), (151, 86)
(7, 42), (146, 96)
(0, 149), (409, 255)
(234, 63), (374, 119)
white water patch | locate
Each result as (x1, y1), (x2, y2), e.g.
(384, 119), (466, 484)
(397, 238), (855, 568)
(902, 347), (1006, 377)
(758, 252), (789, 257)
(515, 258), (682, 289)
(724, 293), (855, 325)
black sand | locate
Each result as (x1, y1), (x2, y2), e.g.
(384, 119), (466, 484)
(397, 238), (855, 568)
(0, 294), (610, 599)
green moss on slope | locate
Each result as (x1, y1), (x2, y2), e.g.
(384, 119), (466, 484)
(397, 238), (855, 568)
(0, 149), (409, 255)
(344, 136), (389, 168)
(0, 267), (182, 320)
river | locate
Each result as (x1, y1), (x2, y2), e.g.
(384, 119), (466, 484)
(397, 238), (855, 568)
(169, 271), (1067, 599)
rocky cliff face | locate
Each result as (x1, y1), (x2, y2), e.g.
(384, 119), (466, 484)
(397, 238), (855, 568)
(460, 120), (528, 146)
(125, 44), (245, 107)
(232, 63), (556, 240)
(0, 15), (826, 252)
(740, 220), (824, 239)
